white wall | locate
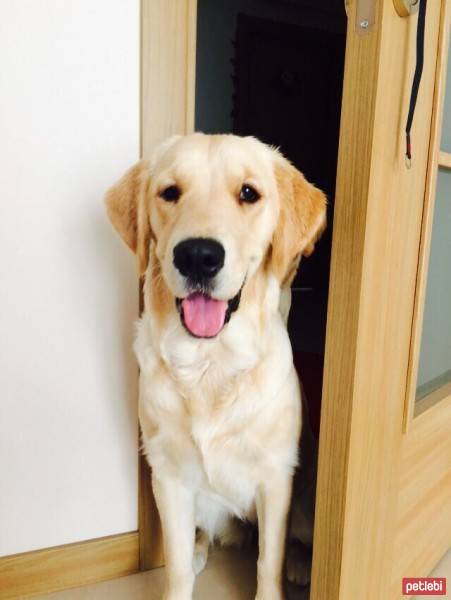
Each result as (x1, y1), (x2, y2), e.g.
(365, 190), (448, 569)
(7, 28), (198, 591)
(0, 0), (140, 556)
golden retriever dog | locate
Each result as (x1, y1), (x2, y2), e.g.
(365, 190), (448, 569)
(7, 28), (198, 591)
(105, 133), (326, 600)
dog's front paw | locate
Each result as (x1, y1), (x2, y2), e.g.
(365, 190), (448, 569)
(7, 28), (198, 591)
(255, 581), (284, 600)
(255, 592), (283, 600)
(163, 591), (192, 600)
(163, 582), (193, 600)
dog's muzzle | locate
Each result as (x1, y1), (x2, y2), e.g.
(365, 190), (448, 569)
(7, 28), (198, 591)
(172, 237), (243, 338)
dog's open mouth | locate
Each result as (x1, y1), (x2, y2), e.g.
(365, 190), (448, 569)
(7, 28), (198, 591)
(176, 290), (241, 339)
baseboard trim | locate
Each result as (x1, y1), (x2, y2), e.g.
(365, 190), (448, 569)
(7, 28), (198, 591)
(0, 532), (139, 599)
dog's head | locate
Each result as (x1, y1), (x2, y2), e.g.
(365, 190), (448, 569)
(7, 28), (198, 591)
(106, 133), (326, 339)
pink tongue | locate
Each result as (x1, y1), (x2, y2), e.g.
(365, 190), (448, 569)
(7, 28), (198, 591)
(181, 293), (227, 338)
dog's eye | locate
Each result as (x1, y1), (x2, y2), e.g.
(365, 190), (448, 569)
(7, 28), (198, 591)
(239, 184), (261, 204)
(159, 185), (181, 202)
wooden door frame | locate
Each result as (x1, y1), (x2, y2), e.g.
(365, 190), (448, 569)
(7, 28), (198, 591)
(311, 1), (448, 599)
(138, 0), (198, 570)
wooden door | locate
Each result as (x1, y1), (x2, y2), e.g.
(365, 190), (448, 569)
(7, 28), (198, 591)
(311, 1), (451, 599)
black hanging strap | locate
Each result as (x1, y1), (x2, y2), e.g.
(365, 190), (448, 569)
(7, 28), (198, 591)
(405, 0), (428, 166)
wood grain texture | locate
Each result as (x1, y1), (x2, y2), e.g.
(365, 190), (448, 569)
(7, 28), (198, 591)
(393, 394), (451, 597)
(311, 1), (442, 598)
(139, 0), (197, 570)
(141, 0), (197, 158)
(404, 0), (451, 429)
(391, 6), (451, 592)
(399, 394), (451, 521)
(310, 2), (382, 596)
(0, 533), (139, 600)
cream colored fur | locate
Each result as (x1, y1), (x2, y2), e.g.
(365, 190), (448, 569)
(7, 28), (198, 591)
(105, 133), (326, 600)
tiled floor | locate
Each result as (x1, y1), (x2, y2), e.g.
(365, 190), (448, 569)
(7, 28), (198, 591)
(40, 546), (451, 600)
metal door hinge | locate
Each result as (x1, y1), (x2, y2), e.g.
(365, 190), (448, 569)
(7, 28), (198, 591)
(355, 0), (376, 34)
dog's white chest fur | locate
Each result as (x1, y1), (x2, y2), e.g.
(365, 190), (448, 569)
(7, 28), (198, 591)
(134, 293), (301, 537)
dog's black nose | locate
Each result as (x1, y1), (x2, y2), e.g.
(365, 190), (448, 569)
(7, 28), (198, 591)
(173, 238), (225, 281)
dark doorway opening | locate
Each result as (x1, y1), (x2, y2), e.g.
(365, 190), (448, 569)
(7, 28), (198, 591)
(195, 0), (346, 437)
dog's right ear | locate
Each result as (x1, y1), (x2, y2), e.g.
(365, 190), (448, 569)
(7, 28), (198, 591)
(271, 158), (327, 286)
(105, 160), (151, 276)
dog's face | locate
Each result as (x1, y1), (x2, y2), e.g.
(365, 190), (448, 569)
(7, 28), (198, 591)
(106, 134), (326, 338)
(150, 135), (282, 338)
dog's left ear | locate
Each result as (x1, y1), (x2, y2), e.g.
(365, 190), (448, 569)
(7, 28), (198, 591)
(105, 160), (151, 276)
(271, 159), (327, 285)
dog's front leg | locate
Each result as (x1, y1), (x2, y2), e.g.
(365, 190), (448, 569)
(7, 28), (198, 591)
(255, 471), (293, 600)
(152, 473), (195, 600)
